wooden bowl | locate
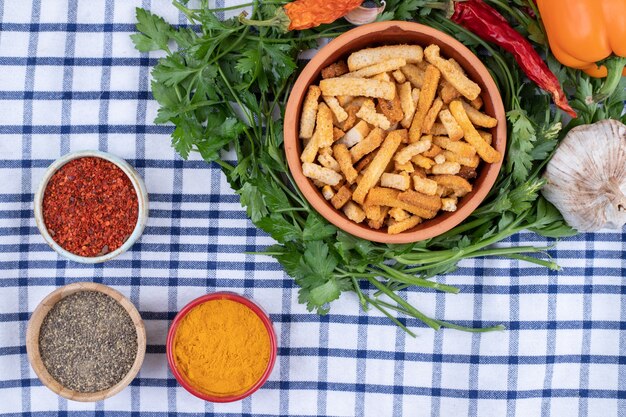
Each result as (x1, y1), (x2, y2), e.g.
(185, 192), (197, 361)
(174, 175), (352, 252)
(26, 282), (146, 402)
(33, 150), (149, 264)
(284, 21), (507, 244)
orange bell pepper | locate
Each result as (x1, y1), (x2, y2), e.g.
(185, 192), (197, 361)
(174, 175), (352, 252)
(536, 0), (626, 102)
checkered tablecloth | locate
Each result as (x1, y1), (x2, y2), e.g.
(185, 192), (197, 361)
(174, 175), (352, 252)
(0, 1), (624, 416)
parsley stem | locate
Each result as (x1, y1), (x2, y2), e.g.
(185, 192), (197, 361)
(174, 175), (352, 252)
(272, 207), (309, 213)
(376, 264), (460, 294)
(366, 276), (441, 330)
(365, 297), (417, 338)
(433, 319), (506, 333)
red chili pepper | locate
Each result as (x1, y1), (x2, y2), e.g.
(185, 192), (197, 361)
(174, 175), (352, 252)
(240, 0), (364, 31)
(43, 157), (139, 257)
(450, 0), (576, 117)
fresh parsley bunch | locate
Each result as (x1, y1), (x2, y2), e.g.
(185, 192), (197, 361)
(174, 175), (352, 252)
(132, 0), (623, 335)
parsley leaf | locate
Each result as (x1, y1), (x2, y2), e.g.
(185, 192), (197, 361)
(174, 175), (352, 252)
(507, 108), (537, 184)
(256, 214), (302, 243)
(238, 182), (268, 222)
(132, 8), (173, 52)
(152, 55), (198, 87)
(302, 213), (336, 241)
(294, 241), (348, 314)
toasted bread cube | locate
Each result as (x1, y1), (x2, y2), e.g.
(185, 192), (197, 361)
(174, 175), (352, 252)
(424, 44), (481, 101)
(449, 100), (501, 163)
(432, 161), (461, 175)
(470, 95), (483, 109)
(398, 82), (417, 129)
(370, 72), (392, 82)
(322, 185), (335, 200)
(350, 128), (385, 163)
(394, 160), (414, 173)
(302, 162), (343, 186)
(478, 130), (493, 145)
(331, 185), (352, 209)
(355, 150), (377, 173)
(392, 69), (406, 83)
(438, 109), (464, 141)
(343, 201), (366, 223)
(320, 77), (396, 100)
(394, 136), (432, 164)
(429, 122), (448, 136)
(461, 100), (497, 128)
(409, 65), (441, 143)
(422, 144), (443, 159)
(338, 120), (370, 148)
(357, 99), (391, 130)
(333, 127), (345, 141)
(397, 189), (442, 212)
(318, 153), (341, 172)
(368, 206), (390, 230)
(440, 80), (461, 104)
(422, 97), (444, 134)
(433, 175), (473, 197)
(299, 85), (321, 139)
(337, 95), (353, 107)
(333, 143), (359, 184)
(364, 204), (381, 220)
(315, 102), (335, 148)
(352, 130), (405, 204)
(400, 64), (425, 88)
(300, 129), (320, 164)
(389, 207), (411, 222)
(377, 94), (404, 124)
(458, 165), (477, 180)
(413, 176), (438, 196)
(322, 96), (348, 123)
(381, 172), (411, 191)
(441, 197), (458, 212)
(433, 136), (476, 158)
(321, 61), (349, 78)
(434, 154), (446, 165)
(365, 187), (437, 219)
(388, 215), (422, 234)
(344, 58), (407, 79)
(347, 45), (423, 71)
(411, 154), (435, 170)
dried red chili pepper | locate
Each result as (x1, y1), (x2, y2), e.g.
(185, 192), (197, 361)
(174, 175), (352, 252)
(42, 157), (139, 257)
(239, 0), (364, 31)
(449, 0), (576, 117)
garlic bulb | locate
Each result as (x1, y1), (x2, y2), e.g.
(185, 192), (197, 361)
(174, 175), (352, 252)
(542, 119), (626, 232)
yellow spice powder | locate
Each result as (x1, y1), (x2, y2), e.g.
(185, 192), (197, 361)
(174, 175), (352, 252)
(173, 299), (271, 396)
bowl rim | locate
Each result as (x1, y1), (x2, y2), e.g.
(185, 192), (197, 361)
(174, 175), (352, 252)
(166, 292), (278, 403)
(25, 282), (147, 402)
(33, 149), (149, 263)
(284, 20), (507, 244)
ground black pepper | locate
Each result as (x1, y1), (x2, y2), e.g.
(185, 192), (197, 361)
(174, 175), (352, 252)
(38, 291), (138, 393)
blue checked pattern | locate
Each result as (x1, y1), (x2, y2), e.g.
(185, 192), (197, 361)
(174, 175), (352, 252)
(0, 1), (625, 416)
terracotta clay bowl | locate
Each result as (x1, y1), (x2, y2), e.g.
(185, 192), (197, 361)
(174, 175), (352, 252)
(26, 282), (147, 402)
(284, 21), (506, 244)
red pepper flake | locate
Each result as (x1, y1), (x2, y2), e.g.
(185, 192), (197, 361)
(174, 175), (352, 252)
(42, 157), (139, 257)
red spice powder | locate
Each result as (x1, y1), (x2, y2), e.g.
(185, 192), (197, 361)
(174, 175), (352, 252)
(42, 157), (139, 257)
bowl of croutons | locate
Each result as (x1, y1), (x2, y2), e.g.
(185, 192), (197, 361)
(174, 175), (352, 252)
(284, 21), (506, 244)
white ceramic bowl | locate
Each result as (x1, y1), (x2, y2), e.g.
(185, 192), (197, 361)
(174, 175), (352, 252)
(33, 150), (149, 263)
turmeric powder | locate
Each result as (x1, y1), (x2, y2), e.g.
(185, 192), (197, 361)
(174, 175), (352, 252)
(173, 299), (271, 397)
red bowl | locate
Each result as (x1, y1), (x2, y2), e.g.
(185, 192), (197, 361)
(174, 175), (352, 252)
(166, 292), (277, 403)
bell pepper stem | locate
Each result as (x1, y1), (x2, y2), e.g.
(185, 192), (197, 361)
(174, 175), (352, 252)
(592, 57), (626, 103)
